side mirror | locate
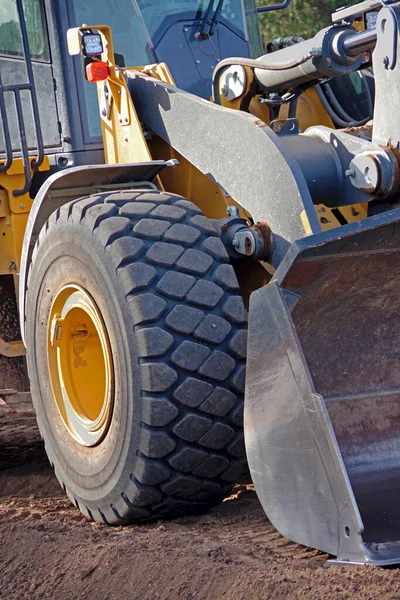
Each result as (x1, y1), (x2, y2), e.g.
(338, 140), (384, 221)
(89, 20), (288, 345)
(256, 0), (291, 14)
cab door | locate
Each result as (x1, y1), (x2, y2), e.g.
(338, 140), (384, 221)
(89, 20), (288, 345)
(0, 0), (61, 156)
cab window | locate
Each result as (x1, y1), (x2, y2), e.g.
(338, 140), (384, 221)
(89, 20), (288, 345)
(0, 0), (49, 61)
(137, 0), (247, 40)
(69, 0), (155, 140)
(243, 0), (263, 57)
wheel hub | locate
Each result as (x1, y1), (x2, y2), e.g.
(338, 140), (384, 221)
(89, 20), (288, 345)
(47, 284), (114, 446)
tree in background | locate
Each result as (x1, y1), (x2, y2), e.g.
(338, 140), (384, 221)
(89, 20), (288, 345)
(257, 0), (346, 45)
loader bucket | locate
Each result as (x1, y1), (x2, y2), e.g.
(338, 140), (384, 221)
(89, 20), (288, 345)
(245, 207), (400, 565)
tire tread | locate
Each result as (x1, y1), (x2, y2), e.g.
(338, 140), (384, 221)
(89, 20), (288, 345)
(27, 189), (247, 524)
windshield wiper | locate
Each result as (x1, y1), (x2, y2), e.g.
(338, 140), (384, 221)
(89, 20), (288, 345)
(195, 0), (224, 40)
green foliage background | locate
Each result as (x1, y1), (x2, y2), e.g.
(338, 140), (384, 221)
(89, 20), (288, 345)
(257, 0), (346, 44)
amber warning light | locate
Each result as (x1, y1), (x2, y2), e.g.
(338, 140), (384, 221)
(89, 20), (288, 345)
(86, 61), (109, 82)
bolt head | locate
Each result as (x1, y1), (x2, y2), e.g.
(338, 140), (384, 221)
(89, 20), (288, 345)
(226, 205), (239, 217)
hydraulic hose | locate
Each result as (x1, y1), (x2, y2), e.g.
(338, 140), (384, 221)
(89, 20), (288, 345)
(315, 82), (371, 128)
(324, 78), (372, 124)
(267, 36), (305, 53)
(212, 51), (320, 104)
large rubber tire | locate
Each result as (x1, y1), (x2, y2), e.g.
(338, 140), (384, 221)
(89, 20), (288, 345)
(26, 190), (247, 524)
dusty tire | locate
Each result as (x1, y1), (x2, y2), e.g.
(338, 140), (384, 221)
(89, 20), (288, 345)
(26, 190), (247, 524)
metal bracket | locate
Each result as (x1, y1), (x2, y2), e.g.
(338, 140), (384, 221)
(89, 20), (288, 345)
(331, 0), (388, 24)
(270, 119), (299, 136)
(100, 81), (112, 120)
(372, 4), (400, 146)
(381, 5), (398, 69)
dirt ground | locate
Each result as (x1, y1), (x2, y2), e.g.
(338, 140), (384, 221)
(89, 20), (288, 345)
(1, 404), (400, 600)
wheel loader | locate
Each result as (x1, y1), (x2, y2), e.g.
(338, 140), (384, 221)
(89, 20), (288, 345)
(1, 0), (399, 567)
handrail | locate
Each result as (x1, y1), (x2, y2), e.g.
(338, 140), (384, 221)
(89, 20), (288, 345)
(256, 0), (291, 14)
(0, 0), (45, 196)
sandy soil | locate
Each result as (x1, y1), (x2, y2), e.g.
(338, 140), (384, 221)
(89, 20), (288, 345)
(1, 404), (400, 600)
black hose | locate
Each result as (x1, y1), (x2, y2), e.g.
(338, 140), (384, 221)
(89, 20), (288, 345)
(288, 97), (298, 119)
(315, 83), (371, 128)
(212, 51), (319, 104)
(316, 67), (373, 128)
(324, 80), (371, 126)
(324, 83), (360, 123)
(267, 36), (305, 52)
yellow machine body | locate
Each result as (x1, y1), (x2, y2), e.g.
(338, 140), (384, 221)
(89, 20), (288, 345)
(0, 156), (49, 276)
(0, 156), (50, 360)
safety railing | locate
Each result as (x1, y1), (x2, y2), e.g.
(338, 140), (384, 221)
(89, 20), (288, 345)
(0, 0), (44, 196)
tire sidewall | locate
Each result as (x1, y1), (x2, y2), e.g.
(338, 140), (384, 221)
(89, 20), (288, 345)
(26, 217), (141, 508)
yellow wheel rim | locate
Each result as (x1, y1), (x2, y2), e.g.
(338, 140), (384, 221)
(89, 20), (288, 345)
(47, 284), (114, 447)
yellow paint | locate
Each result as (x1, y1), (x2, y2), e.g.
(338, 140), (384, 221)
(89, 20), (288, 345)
(354, 18), (366, 32)
(247, 88), (334, 130)
(47, 284), (114, 446)
(282, 88), (334, 129)
(0, 213), (28, 274)
(135, 62), (175, 86)
(217, 64), (334, 131)
(338, 203), (368, 223)
(0, 189), (9, 218)
(302, 202), (368, 236)
(0, 337), (25, 357)
(0, 156), (50, 275)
